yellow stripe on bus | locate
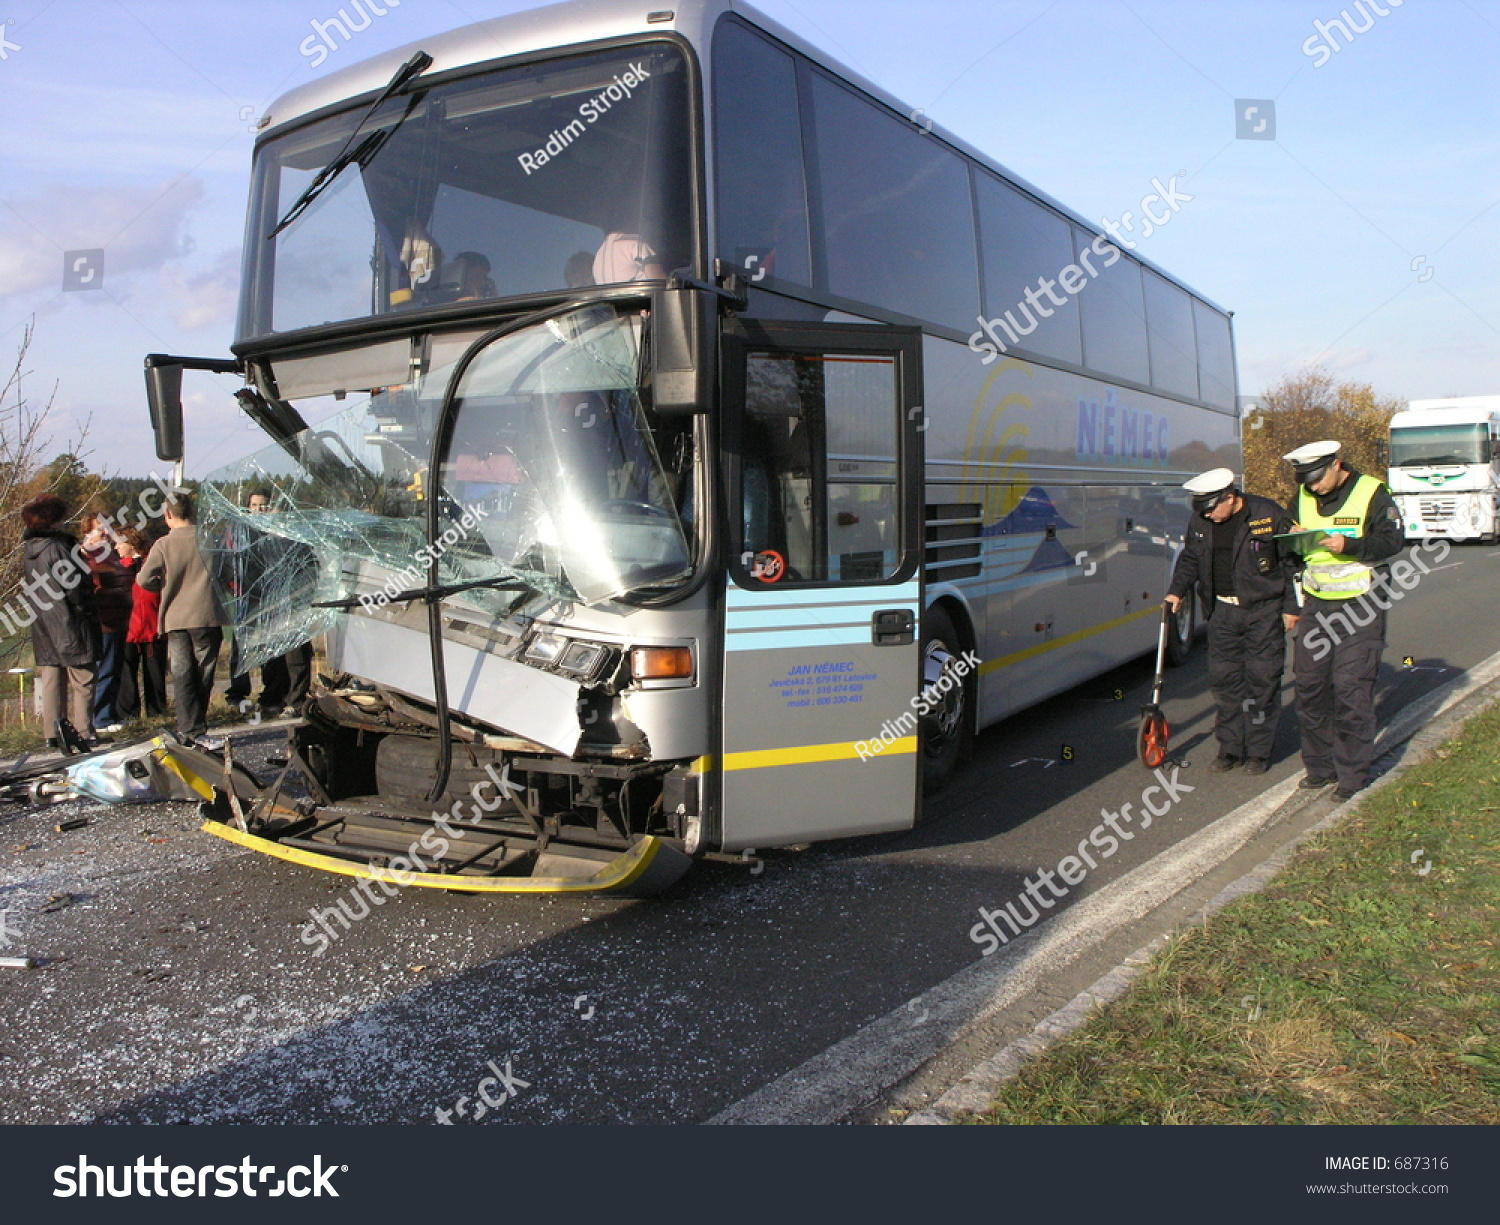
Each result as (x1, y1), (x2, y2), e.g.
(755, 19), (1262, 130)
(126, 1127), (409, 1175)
(978, 602), (1162, 675)
(693, 605), (1160, 774)
(696, 737), (918, 774)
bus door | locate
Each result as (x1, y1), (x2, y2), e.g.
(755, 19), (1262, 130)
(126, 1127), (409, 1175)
(718, 321), (924, 848)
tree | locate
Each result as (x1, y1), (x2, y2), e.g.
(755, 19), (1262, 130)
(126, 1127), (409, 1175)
(1242, 368), (1402, 507)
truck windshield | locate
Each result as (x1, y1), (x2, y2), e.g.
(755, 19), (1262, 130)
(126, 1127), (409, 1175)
(200, 304), (696, 671)
(1389, 424), (1490, 467)
(239, 42), (693, 340)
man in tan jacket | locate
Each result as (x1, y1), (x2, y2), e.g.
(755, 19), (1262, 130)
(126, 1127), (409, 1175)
(137, 494), (227, 750)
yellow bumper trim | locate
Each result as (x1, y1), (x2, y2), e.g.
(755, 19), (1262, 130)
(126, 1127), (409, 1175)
(203, 821), (673, 894)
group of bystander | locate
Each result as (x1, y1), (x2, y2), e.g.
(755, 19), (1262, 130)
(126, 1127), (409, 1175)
(16, 489), (301, 754)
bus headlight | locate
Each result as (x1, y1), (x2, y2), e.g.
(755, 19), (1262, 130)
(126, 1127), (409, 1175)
(631, 646), (694, 681)
(556, 639), (608, 680)
(524, 633), (566, 665)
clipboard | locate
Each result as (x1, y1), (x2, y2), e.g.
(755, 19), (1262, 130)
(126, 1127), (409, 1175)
(1272, 529), (1327, 556)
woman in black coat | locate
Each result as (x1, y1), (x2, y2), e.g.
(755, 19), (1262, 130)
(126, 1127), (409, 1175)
(19, 495), (101, 748)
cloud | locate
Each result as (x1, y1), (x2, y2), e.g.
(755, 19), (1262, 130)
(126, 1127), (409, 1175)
(162, 247), (242, 331)
(0, 177), (206, 299)
(1318, 347), (1375, 373)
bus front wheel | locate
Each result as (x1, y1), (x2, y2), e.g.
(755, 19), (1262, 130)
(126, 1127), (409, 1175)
(920, 607), (971, 795)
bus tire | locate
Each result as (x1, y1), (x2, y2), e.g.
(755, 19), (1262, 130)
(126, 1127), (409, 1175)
(920, 606), (970, 796)
(1165, 598), (1196, 667)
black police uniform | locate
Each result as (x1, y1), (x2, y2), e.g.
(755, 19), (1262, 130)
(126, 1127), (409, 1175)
(1291, 466), (1404, 794)
(1168, 492), (1299, 763)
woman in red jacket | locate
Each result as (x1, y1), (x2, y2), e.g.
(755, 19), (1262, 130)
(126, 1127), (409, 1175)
(116, 528), (168, 719)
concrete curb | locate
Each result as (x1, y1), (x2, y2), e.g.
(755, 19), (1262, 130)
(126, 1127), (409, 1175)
(903, 646), (1500, 1124)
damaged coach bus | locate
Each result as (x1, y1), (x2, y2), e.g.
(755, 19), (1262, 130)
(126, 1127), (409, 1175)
(144, 0), (1239, 893)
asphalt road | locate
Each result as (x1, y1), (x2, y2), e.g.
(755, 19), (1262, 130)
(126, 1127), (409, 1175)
(2, 542), (1496, 1125)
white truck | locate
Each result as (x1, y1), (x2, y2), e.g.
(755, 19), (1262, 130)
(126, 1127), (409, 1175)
(1388, 397), (1500, 543)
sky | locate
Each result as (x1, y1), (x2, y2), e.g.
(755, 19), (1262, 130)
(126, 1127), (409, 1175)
(0, 0), (1496, 478)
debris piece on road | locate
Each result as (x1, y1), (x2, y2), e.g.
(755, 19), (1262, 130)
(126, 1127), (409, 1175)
(39, 893), (76, 913)
(0, 956), (37, 970)
(54, 817), (91, 832)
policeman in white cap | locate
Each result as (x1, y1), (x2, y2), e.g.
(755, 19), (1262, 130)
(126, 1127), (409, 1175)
(1166, 468), (1300, 774)
(1283, 441), (1403, 798)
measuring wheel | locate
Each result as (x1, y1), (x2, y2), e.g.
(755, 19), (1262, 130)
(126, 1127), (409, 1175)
(1137, 709), (1170, 769)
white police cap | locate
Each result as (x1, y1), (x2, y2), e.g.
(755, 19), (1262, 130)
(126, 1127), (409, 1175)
(1282, 440), (1341, 474)
(1182, 467), (1236, 497)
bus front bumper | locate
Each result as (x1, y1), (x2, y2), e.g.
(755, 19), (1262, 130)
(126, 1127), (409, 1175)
(202, 816), (692, 896)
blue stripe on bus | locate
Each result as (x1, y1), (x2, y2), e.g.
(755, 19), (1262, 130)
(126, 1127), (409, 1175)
(724, 625), (898, 651)
(725, 580), (919, 609)
(725, 605), (918, 631)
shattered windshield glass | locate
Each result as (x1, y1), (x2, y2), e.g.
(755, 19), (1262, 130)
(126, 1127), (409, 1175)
(201, 303), (696, 671)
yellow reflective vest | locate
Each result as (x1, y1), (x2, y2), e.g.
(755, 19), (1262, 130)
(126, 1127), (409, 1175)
(1297, 474), (1382, 600)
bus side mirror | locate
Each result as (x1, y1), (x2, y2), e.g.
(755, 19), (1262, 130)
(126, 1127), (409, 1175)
(651, 286), (715, 413)
(145, 357), (185, 462)
(143, 352), (241, 462)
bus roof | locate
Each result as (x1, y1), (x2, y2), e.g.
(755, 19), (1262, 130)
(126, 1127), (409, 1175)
(259, 0), (1230, 316)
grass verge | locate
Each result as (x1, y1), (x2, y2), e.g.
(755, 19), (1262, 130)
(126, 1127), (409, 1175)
(969, 703), (1500, 1124)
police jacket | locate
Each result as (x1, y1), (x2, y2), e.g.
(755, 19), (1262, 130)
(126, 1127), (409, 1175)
(1168, 492), (1299, 619)
(1293, 465), (1403, 568)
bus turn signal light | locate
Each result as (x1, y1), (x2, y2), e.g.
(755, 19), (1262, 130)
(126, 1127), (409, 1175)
(631, 646), (693, 680)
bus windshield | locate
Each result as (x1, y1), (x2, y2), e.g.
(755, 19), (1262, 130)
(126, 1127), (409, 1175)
(239, 42), (694, 340)
(202, 304), (695, 670)
(1389, 423), (1491, 467)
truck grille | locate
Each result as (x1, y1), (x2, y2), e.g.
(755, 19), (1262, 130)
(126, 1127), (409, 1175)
(1418, 497), (1457, 522)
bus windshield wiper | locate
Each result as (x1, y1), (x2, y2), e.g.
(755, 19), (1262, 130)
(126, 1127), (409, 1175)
(269, 50), (433, 238)
(313, 575), (535, 611)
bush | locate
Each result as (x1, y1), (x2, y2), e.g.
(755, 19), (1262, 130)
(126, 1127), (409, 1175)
(1242, 368), (1401, 508)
